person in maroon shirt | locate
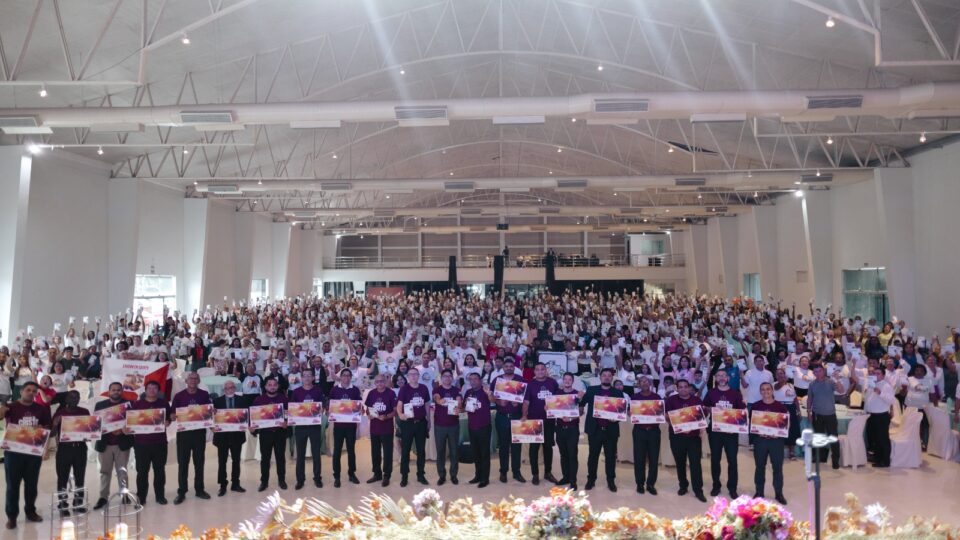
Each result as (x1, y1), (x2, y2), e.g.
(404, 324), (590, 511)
(395, 367), (431, 486)
(555, 372), (584, 491)
(171, 371), (212, 504)
(128, 380), (172, 506)
(665, 379), (707, 502)
(252, 377), (289, 492)
(522, 362), (560, 485)
(364, 373), (397, 486)
(2, 381), (51, 529)
(631, 375), (661, 495)
(463, 372), (493, 487)
(752, 382), (789, 505)
(491, 359), (525, 484)
(432, 369), (462, 485)
(52, 390), (90, 515)
(289, 370), (324, 490)
(702, 370), (746, 499)
(329, 368), (362, 488)
(581, 368), (625, 492)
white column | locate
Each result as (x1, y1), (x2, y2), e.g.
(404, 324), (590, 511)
(234, 212), (256, 302)
(106, 181), (140, 315)
(686, 224), (709, 294)
(271, 222), (292, 298)
(717, 216), (740, 298)
(801, 190), (834, 308)
(182, 199), (210, 316)
(753, 206), (779, 301)
(875, 169), (918, 327)
(0, 148), (32, 346)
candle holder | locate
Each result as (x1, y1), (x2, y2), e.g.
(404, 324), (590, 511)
(49, 473), (89, 540)
(103, 470), (142, 540)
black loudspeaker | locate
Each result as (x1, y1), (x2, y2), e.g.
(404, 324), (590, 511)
(448, 255), (458, 291)
(493, 255), (505, 295)
(545, 251), (557, 295)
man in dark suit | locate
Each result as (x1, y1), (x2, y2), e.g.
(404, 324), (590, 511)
(580, 368), (625, 492)
(212, 381), (248, 496)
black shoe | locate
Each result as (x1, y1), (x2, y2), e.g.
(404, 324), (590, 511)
(695, 492), (707, 503)
(349, 475), (360, 485)
(196, 491), (211, 500)
(278, 481), (288, 490)
(556, 477), (569, 486)
(513, 474), (527, 483)
(499, 473), (507, 483)
(72, 501), (86, 514)
(258, 483), (268, 492)
(59, 509), (70, 518)
(5, 519), (15, 530)
(469, 477), (480, 484)
(451, 477), (458, 485)
(94, 498), (108, 510)
(678, 487), (688, 496)
(315, 479), (323, 489)
(754, 493), (764, 499)
(729, 491), (739, 499)
(25, 513), (43, 523)
(417, 476), (429, 485)
(710, 487), (721, 497)
(569, 483), (577, 491)
(647, 486), (657, 495)
(218, 486), (227, 497)
(478, 481), (489, 488)
(295, 482), (304, 490)
(544, 472), (558, 484)
(585, 480), (595, 490)
(174, 494), (186, 505)
(531, 476), (540, 486)
(636, 485), (645, 494)
(437, 477), (446, 486)
(872, 463), (890, 468)
(607, 482), (617, 492)
(381, 477), (389, 487)
(367, 476), (382, 484)
(156, 497), (168, 505)
(775, 494), (788, 505)
(400, 477), (409, 487)
(334, 479), (341, 488)
(832, 463), (840, 470)
(231, 485), (246, 493)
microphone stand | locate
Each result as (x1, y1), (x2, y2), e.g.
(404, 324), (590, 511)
(797, 428), (838, 540)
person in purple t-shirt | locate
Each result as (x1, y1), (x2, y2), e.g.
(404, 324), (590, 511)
(251, 377), (289, 492)
(463, 372), (493, 487)
(665, 379), (707, 502)
(631, 375), (661, 495)
(1, 381), (52, 529)
(395, 367), (431, 486)
(364, 373), (397, 486)
(432, 369), (462, 485)
(491, 359), (525, 483)
(288, 369), (324, 490)
(171, 371), (212, 504)
(329, 368), (362, 488)
(522, 362), (560, 485)
(554, 372), (584, 491)
(702, 370), (745, 499)
(128, 380), (172, 506)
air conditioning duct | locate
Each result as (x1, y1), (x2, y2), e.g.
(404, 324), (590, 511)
(619, 207), (644, 214)
(373, 209), (396, 217)
(593, 98), (649, 113)
(290, 211), (318, 218)
(538, 207), (561, 214)
(207, 184), (240, 193)
(492, 115), (544, 125)
(459, 207), (482, 215)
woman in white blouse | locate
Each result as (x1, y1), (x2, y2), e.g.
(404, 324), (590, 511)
(906, 364), (932, 451)
(789, 355), (814, 398)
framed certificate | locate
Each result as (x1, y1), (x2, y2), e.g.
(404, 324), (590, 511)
(175, 404), (215, 432)
(667, 405), (707, 434)
(630, 400), (665, 424)
(327, 400), (362, 423)
(286, 402), (323, 426)
(592, 395), (628, 422)
(545, 394), (579, 419)
(493, 378), (527, 403)
(212, 409), (249, 432)
(1, 425), (51, 456)
(750, 410), (790, 438)
(510, 419), (544, 443)
(97, 402), (128, 433)
(125, 408), (167, 434)
(711, 408), (749, 434)
(60, 415), (103, 442)
(249, 403), (285, 429)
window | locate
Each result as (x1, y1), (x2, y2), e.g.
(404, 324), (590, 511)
(134, 275), (176, 324)
(843, 268), (889, 323)
(313, 278), (323, 296)
(742, 273), (761, 300)
(250, 279), (268, 302)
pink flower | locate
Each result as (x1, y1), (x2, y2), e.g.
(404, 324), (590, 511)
(706, 497), (729, 521)
(721, 524), (736, 540)
(736, 506), (758, 529)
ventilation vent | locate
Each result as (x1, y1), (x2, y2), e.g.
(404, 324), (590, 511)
(395, 105), (448, 126)
(675, 177), (707, 187)
(207, 184), (240, 193)
(619, 207), (644, 214)
(179, 111), (235, 124)
(530, 225), (547, 232)
(290, 211), (317, 218)
(658, 225), (674, 231)
(593, 98), (649, 113)
(459, 207), (482, 215)
(806, 95), (863, 109)
(556, 178), (588, 189)
(707, 206), (728, 213)
(444, 181), (475, 192)
(0, 116), (39, 128)
(373, 209), (396, 218)
(469, 226), (487, 232)
(800, 173), (833, 183)
(320, 182), (352, 191)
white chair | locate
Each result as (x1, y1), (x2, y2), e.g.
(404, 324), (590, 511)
(890, 399), (903, 427)
(849, 391), (863, 409)
(890, 410), (923, 468)
(839, 414), (868, 469)
(924, 405), (958, 461)
(196, 367), (216, 378)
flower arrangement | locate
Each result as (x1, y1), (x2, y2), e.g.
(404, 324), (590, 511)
(412, 488), (442, 518)
(823, 493), (960, 540)
(702, 495), (799, 540)
(515, 487), (594, 539)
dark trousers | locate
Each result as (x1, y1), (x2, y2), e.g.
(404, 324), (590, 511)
(134, 443), (168, 502)
(586, 426), (618, 483)
(494, 411), (522, 475)
(332, 425), (357, 479)
(528, 419), (555, 478)
(370, 432), (394, 478)
(4, 451), (42, 519)
(176, 430), (206, 495)
(469, 424), (492, 482)
(669, 434), (703, 494)
(216, 440), (244, 488)
(866, 412), (891, 466)
(708, 430), (739, 493)
(753, 437), (785, 497)
(812, 413), (840, 466)
(632, 426), (660, 489)
(293, 426), (321, 484)
(56, 443), (88, 505)
(399, 419), (427, 478)
(434, 424), (459, 480)
(259, 428), (287, 485)
(555, 422), (579, 484)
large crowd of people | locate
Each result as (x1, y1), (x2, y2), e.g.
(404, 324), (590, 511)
(2, 290), (958, 530)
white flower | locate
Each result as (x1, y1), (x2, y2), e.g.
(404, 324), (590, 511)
(864, 503), (890, 528)
(412, 488), (442, 517)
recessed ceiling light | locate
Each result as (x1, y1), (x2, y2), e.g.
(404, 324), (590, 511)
(385, 194), (391, 199)
(571, 118), (577, 123)
(557, 147), (563, 153)
(697, 194), (702, 199)
(816, 169), (821, 177)
(795, 189), (804, 197)
(667, 145), (674, 153)
(826, 136), (834, 145)
(183, 148), (189, 154)
(258, 179), (263, 185)
(38, 85), (47, 98)
(825, 16), (835, 28)
(449, 172), (454, 176)
(332, 154), (338, 159)
(754, 191), (759, 197)
(399, 68), (405, 75)
(193, 181), (198, 185)
(665, 209), (670, 213)
(548, 171), (553, 175)
(441, 149), (446, 154)
(794, 181), (802, 185)
(181, 34), (190, 45)
(919, 132), (927, 143)
(97, 146), (104, 155)
(597, 65), (604, 71)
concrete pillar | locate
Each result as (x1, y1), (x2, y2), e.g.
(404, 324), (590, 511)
(0, 148), (32, 345)
(875, 169), (918, 327)
(182, 199), (210, 315)
(801, 190), (834, 309)
(271, 222), (292, 298)
(753, 206), (779, 302)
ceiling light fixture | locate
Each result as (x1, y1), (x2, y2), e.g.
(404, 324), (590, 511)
(557, 147), (563, 153)
(825, 16), (835, 28)
(548, 171), (553, 175)
(747, 170), (753, 178)
(919, 132), (927, 143)
(449, 172), (454, 176)
(794, 181), (802, 185)
(571, 118), (577, 123)
(754, 191), (759, 197)
(193, 181), (198, 185)
(826, 136), (834, 145)
(332, 154), (338, 159)
(667, 145), (674, 153)
(258, 179), (263, 185)
(183, 148), (189, 154)
(697, 194), (702, 199)
(38, 85), (47, 98)
(816, 169), (821, 177)
(399, 68), (405, 75)
(97, 146), (104, 155)
(181, 34), (191, 45)
(27, 144), (41, 154)
(665, 209), (670, 213)
(385, 194), (391, 199)
(795, 189), (804, 198)
(597, 65), (604, 71)
(613, 192), (618, 196)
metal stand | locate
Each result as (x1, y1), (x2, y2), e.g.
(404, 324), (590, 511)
(49, 473), (89, 540)
(796, 428), (838, 540)
(103, 468), (142, 540)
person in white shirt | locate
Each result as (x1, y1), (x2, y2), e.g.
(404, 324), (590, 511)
(905, 364), (932, 451)
(742, 356), (774, 444)
(863, 366), (895, 467)
(789, 355), (814, 398)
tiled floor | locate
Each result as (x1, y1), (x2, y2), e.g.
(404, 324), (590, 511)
(7, 439), (960, 538)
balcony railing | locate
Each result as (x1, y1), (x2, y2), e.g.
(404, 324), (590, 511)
(331, 253), (685, 269)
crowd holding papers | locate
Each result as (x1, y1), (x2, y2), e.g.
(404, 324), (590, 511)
(125, 408), (166, 434)
(60, 415), (103, 442)
(510, 419), (544, 443)
(176, 404), (215, 431)
(592, 395), (628, 422)
(327, 400), (362, 423)
(1, 425), (51, 456)
(630, 400), (665, 424)
(545, 394), (579, 419)
(493, 378), (527, 403)
(97, 402), (128, 432)
(212, 409), (249, 432)
(668, 405), (708, 434)
(711, 408), (749, 434)
(249, 403), (285, 429)
(750, 410), (790, 438)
